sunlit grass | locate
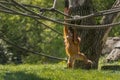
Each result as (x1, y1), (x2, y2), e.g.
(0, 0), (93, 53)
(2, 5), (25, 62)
(0, 63), (120, 80)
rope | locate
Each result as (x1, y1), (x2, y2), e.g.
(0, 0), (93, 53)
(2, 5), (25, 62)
(64, 6), (120, 21)
(0, 1), (41, 9)
(0, 2), (63, 36)
(0, 3), (120, 29)
(8, 0), (120, 29)
(0, 37), (67, 61)
(0, 0), (120, 29)
(1, 0), (120, 20)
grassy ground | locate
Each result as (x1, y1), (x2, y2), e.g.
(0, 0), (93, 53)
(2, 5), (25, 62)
(0, 63), (120, 80)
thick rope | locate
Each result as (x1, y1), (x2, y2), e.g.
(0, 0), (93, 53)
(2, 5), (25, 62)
(0, 37), (67, 61)
(0, 0), (120, 29)
(64, 6), (120, 21)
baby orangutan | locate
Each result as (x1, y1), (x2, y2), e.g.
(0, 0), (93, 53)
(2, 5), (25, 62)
(64, 24), (93, 68)
(64, 0), (92, 68)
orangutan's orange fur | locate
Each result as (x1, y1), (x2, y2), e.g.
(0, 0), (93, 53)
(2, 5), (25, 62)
(64, 7), (92, 68)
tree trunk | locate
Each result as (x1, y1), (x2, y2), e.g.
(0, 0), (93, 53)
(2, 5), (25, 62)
(69, 0), (120, 69)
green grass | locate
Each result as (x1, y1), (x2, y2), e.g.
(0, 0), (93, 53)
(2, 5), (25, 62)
(0, 63), (120, 80)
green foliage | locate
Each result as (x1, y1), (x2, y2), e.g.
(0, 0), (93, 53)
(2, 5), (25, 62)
(0, 0), (120, 64)
(93, 0), (120, 37)
(22, 54), (43, 64)
(0, 0), (65, 64)
(0, 42), (8, 64)
(93, 0), (116, 10)
(109, 26), (120, 36)
(0, 64), (120, 80)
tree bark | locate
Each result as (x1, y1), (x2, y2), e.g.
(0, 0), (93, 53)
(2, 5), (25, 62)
(70, 0), (120, 69)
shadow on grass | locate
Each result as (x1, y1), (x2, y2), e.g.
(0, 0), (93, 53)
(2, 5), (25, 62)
(101, 65), (120, 71)
(4, 71), (51, 80)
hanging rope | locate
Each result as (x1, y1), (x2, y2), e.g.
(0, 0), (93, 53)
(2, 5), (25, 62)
(0, 0), (120, 29)
(0, 0), (120, 62)
(0, 36), (67, 61)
